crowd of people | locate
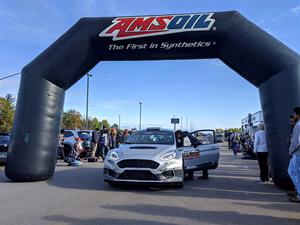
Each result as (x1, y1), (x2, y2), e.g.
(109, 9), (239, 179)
(57, 127), (134, 164)
(226, 107), (300, 203)
(249, 107), (300, 203)
(228, 132), (256, 159)
(90, 127), (133, 161)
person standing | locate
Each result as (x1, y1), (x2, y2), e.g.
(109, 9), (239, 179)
(110, 128), (118, 149)
(102, 128), (111, 159)
(91, 128), (100, 158)
(254, 123), (269, 183)
(57, 129), (65, 161)
(288, 107), (300, 203)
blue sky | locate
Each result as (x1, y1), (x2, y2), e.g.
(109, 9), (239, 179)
(0, 0), (299, 130)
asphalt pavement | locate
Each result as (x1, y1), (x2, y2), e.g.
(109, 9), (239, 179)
(0, 143), (299, 225)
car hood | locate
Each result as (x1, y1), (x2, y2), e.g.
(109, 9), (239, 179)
(116, 144), (176, 158)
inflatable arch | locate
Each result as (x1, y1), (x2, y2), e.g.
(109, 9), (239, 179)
(5, 11), (300, 188)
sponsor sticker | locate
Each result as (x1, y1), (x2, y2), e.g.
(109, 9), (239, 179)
(100, 13), (215, 41)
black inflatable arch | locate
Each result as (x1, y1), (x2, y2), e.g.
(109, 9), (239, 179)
(5, 11), (300, 187)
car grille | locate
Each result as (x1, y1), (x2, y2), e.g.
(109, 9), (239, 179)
(118, 170), (158, 180)
(0, 145), (8, 152)
(117, 159), (159, 169)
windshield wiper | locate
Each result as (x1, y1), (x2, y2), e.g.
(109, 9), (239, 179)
(123, 141), (134, 144)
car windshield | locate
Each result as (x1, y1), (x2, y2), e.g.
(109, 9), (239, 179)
(123, 130), (174, 145)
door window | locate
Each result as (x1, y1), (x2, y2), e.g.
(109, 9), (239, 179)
(193, 130), (215, 145)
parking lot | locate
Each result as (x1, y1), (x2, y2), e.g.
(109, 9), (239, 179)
(0, 143), (299, 225)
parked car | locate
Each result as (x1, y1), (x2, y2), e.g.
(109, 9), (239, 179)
(0, 133), (10, 165)
(57, 129), (90, 159)
(215, 134), (225, 143)
(77, 130), (92, 149)
(103, 127), (219, 188)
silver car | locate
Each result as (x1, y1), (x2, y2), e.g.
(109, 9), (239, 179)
(103, 128), (219, 188)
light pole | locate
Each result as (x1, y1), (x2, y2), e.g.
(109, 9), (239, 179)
(86, 73), (92, 129)
(181, 117), (183, 130)
(118, 114), (121, 130)
(173, 115), (176, 131)
(139, 102), (142, 130)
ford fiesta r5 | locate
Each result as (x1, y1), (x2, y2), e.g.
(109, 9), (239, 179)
(103, 128), (219, 188)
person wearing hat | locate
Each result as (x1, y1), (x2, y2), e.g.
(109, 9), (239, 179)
(288, 107), (300, 203)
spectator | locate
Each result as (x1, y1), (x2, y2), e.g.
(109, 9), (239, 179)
(121, 129), (129, 143)
(288, 107), (300, 203)
(102, 128), (111, 159)
(57, 129), (65, 161)
(116, 131), (123, 147)
(91, 128), (100, 158)
(110, 128), (118, 149)
(254, 123), (269, 183)
(231, 135), (239, 156)
(288, 115), (296, 145)
(96, 130), (105, 161)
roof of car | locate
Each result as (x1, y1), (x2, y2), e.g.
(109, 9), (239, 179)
(138, 127), (173, 132)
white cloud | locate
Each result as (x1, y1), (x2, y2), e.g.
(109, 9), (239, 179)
(291, 5), (300, 16)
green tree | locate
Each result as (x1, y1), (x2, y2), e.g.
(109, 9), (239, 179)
(101, 119), (110, 130)
(90, 117), (100, 130)
(0, 94), (15, 132)
(215, 128), (224, 134)
(225, 128), (242, 133)
(111, 123), (118, 129)
(62, 109), (83, 129)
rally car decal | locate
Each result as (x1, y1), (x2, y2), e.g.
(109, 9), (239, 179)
(99, 13), (215, 41)
(183, 149), (200, 160)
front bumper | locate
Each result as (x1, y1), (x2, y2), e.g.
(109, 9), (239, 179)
(103, 158), (183, 184)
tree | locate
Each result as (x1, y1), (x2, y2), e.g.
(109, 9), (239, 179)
(216, 128), (224, 134)
(111, 123), (118, 129)
(0, 94), (15, 132)
(101, 119), (110, 130)
(90, 117), (100, 130)
(62, 109), (83, 129)
(225, 128), (242, 133)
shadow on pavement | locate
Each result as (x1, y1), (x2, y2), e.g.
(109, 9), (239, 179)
(47, 166), (287, 203)
(43, 215), (174, 225)
(100, 204), (300, 225)
(236, 201), (300, 213)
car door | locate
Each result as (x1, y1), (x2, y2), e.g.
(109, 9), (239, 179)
(191, 130), (220, 169)
(179, 136), (201, 171)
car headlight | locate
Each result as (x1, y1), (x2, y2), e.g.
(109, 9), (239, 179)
(109, 151), (119, 161)
(160, 151), (177, 161)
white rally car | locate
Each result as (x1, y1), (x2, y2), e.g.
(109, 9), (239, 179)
(103, 128), (219, 187)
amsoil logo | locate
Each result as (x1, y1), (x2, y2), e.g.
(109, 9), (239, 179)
(99, 13), (215, 41)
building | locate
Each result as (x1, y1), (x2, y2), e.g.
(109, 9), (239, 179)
(241, 111), (264, 133)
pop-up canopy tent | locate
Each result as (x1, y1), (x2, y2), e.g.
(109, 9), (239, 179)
(5, 11), (300, 188)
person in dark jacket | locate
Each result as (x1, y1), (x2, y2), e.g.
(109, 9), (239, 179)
(91, 128), (100, 158)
